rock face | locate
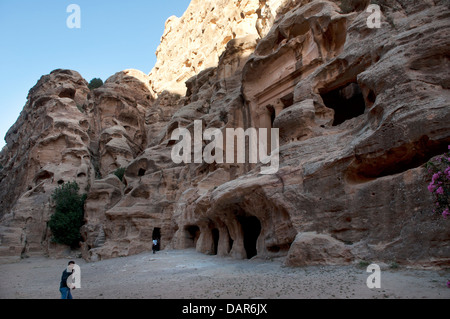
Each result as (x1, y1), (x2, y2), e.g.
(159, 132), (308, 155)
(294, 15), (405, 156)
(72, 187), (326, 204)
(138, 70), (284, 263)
(86, 69), (154, 178)
(0, 69), (154, 258)
(0, 69), (91, 257)
(1, 0), (449, 267)
(148, 0), (285, 94)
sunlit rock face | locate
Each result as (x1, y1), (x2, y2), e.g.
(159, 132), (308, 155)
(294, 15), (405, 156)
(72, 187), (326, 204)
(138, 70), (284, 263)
(0, 69), (92, 257)
(148, 0), (286, 95)
(85, 69), (154, 178)
(1, 0), (449, 267)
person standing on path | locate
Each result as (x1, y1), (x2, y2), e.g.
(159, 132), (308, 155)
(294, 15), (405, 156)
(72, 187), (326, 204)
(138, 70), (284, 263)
(152, 239), (158, 254)
(59, 261), (76, 299)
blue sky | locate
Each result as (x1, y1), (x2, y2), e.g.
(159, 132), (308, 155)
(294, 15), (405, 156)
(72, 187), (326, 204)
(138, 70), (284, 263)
(0, 0), (191, 149)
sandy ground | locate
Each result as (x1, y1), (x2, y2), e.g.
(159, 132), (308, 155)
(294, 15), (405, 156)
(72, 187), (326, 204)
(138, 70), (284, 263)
(0, 249), (449, 299)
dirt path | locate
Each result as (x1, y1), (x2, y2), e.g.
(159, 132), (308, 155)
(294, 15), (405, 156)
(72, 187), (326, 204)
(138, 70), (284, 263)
(0, 249), (448, 299)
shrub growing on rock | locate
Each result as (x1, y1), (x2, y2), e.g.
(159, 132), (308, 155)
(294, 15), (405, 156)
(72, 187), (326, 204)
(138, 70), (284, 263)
(48, 181), (86, 247)
(114, 167), (126, 182)
(88, 78), (103, 90)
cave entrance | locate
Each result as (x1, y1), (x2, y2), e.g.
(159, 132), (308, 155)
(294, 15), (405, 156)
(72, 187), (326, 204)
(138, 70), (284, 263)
(266, 105), (276, 127)
(265, 92), (294, 128)
(238, 216), (261, 259)
(320, 82), (366, 126)
(152, 227), (161, 251)
(212, 228), (219, 255)
(185, 225), (200, 248)
(59, 88), (76, 99)
(280, 92), (294, 109)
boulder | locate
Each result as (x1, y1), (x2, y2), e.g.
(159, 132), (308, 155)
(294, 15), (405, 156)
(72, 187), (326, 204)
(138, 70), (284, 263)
(284, 232), (353, 266)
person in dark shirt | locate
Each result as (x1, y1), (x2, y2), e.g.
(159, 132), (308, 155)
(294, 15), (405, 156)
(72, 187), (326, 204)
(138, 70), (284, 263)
(59, 261), (75, 299)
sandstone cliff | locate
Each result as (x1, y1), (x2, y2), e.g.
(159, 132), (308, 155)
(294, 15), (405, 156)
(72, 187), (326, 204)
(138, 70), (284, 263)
(1, 0), (449, 267)
(148, 0), (284, 95)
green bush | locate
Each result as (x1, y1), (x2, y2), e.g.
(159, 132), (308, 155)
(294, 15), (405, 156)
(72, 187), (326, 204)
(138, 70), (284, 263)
(88, 78), (103, 90)
(48, 181), (86, 248)
(114, 167), (126, 182)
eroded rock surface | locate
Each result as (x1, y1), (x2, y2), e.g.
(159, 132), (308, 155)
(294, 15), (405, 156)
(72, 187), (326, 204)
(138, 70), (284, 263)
(0, 70), (91, 257)
(148, 0), (286, 95)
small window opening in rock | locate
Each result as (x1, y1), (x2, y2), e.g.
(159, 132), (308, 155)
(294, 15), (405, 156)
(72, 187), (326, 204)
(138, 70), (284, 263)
(281, 93), (294, 109)
(320, 82), (366, 126)
(59, 88), (76, 99)
(212, 228), (219, 255)
(138, 168), (146, 176)
(367, 90), (376, 104)
(34, 170), (53, 185)
(57, 180), (64, 185)
(268, 245), (280, 253)
(276, 31), (286, 45)
(238, 215), (261, 259)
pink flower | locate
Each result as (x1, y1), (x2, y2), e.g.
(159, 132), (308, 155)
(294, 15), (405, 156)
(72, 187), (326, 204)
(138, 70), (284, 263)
(428, 183), (436, 192)
(432, 173), (440, 182)
(443, 208), (450, 219)
(436, 187), (444, 195)
(447, 280), (450, 288)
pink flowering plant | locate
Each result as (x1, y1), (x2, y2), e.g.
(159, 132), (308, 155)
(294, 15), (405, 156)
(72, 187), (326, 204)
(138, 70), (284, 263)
(426, 145), (450, 219)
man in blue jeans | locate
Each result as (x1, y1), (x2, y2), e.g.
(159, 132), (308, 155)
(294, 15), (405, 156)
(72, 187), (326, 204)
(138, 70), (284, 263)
(59, 261), (76, 299)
